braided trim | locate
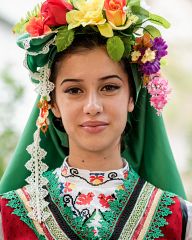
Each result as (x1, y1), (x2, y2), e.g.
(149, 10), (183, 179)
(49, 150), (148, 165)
(44, 209), (70, 240)
(144, 191), (176, 239)
(119, 182), (155, 239)
(137, 189), (163, 239)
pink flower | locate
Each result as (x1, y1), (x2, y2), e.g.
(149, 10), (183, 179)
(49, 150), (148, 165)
(146, 73), (171, 115)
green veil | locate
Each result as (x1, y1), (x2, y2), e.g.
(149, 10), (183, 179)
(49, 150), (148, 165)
(0, 86), (186, 199)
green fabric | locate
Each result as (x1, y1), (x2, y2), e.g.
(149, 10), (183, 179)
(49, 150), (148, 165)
(0, 87), (186, 199)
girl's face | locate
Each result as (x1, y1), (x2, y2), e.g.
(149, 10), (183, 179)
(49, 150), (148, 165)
(52, 47), (134, 155)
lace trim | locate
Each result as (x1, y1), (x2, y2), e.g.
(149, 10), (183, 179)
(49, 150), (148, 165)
(14, 33), (56, 226)
(22, 39), (30, 49)
(144, 191), (176, 239)
(27, 37), (56, 56)
(23, 62), (54, 101)
(21, 34), (55, 49)
(22, 37), (55, 224)
(25, 129), (50, 223)
(2, 191), (45, 239)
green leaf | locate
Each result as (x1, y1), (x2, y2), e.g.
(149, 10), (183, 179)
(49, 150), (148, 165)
(131, 6), (149, 20)
(128, 0), (140, 7)
(160, 58), (168, 66)
(55, 26), (74, 52)
(121, 37), (133, 58)
(144, 25), (161, 38)
(13, 19), (28, 34)
(12, 4), (41, 34)
(149, 13), (171, 29)
(107, 36), (125, 61)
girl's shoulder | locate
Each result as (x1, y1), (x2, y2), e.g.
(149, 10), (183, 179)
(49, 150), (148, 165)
(0, 189), (39, 240)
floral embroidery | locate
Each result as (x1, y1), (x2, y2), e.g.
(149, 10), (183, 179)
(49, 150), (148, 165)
(57, 157), (129, 187)
(52, 157), (129, 235)
(64, 182), (75, 193)
(123, 169), (128, 179)
(98, 193), (115, 208)
(76, 192), (95, 205)
(61, 165), (68, 176)
(89, 173), (104, 185)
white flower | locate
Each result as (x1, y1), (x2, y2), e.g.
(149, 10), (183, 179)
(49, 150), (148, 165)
(131, 50), (141, 61)
(141, 48), (156, 63)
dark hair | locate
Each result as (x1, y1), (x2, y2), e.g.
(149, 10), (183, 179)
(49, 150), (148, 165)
(49, 33), (136, 104)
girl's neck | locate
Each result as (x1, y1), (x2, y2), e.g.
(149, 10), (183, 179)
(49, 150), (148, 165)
(67, 150), (123, 171)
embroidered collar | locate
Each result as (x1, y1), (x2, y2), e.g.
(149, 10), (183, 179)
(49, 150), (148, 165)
(57, 157), (129, 186)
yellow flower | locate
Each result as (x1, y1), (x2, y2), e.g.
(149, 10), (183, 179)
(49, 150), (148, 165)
(131, 50), (141, 62)
(66, 0), (113, 37)
(67, 0), (105, 26)
(141, 48), (156, 63)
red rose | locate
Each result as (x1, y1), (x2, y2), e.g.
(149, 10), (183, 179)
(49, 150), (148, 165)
(41, 0), (73, 27)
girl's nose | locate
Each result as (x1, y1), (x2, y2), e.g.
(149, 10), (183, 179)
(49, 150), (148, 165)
(83, 92), (103, 116)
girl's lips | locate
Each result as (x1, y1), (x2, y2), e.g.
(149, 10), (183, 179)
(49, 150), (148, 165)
(81, 121), (109, 127)
(80, 121), (109, 133)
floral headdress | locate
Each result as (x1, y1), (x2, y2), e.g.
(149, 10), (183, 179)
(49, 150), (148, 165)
(14, 0), (171, 222)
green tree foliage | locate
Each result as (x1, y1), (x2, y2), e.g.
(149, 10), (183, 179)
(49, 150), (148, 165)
(0, 66), (25, 178)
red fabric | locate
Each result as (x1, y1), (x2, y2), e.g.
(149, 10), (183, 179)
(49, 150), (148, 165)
(0, 195), (183, 240)
(159, 196), (183, 240)
(0, 197), (38, 240)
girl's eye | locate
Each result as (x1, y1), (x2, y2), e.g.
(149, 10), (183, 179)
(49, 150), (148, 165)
(101, 85), (120, 92)
(64, 87), (83, 95)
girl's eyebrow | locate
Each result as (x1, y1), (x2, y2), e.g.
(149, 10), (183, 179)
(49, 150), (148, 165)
(60, 79), (83, 86)
(60, 75), (122, 86)
(99, 75), (122, 81)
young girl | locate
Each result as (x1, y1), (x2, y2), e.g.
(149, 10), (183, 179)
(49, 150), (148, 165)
(0, 0), (191, 239)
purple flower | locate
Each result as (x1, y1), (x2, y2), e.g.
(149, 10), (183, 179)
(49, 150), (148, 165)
(140, 59), (160, 75)
(152, 37), (168, 59)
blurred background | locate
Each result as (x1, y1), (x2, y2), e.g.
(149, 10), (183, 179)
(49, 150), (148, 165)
(0, 0), (191, 200)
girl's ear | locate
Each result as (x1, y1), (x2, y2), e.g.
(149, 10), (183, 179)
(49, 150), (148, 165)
(51, 103), (61, 118)
(128, 97), (134, 112)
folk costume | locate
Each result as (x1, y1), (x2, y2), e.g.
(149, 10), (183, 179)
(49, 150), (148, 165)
(0, 0), (192, 239)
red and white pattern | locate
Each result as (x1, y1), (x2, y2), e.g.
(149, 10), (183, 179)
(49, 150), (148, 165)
(54, 157), (128, 235)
